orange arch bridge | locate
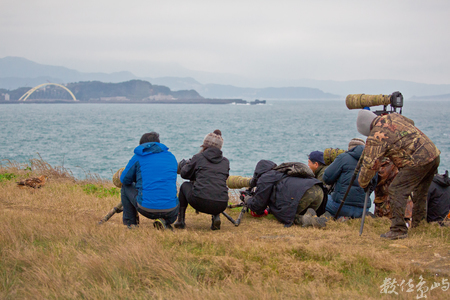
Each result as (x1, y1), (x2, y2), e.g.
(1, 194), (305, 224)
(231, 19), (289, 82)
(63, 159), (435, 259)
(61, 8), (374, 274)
(18, 83), (77, 101)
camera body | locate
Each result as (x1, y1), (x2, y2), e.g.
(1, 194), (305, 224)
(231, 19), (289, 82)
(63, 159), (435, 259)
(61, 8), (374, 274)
(239, 189), (254, 202)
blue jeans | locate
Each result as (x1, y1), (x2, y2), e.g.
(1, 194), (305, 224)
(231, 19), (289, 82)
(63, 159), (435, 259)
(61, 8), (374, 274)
(121, 183), (179, 226)
(325, 195), (369, 218)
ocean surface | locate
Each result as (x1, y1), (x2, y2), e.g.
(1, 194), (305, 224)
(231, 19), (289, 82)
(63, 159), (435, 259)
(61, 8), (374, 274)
(1, 100), (449, 181)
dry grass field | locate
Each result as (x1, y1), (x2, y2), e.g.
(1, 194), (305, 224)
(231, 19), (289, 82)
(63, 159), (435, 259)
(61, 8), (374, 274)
(1, 159), (449, 299)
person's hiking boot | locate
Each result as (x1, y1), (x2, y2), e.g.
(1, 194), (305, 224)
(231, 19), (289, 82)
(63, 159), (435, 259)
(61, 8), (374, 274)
(305, 208), (317, 217)
(126, 224), (139, 229)
(294, 214), (303, 226)
(301, 208), (315, 228)
(366, 212), (377, 218)
(337, 216), (350, 223)
(174, 209), (186, 229)
(301, 208), (327, 228)
(153, 218), (168, 230)
(320, 211), (333, 221)
(312, 216), (328, 228)
(380, 230), (408, 240)
(211, 214), (221, 230)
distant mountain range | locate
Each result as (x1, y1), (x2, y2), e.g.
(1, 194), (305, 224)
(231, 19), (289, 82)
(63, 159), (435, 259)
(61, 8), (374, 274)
(1, 56), (450, 100)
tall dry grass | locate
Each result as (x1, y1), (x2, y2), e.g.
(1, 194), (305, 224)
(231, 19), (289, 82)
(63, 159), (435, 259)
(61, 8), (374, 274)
(1, 159), (449, 299)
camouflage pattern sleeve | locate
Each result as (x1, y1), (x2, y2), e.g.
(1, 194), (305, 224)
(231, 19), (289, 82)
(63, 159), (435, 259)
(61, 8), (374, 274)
(358, 137), (386, 188)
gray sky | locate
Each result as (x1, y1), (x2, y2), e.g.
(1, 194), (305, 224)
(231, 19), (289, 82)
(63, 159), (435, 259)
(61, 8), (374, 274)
(1, 0), (449, 85)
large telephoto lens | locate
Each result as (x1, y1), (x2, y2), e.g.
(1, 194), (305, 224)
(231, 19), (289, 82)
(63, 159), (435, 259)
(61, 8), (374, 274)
(346, 94), (391, 110)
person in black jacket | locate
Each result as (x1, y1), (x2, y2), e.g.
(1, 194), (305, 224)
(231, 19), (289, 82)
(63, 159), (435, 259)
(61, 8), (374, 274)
(427, 170), (450, 225)
(245, 160), (325, 227)
(175, 130), (230, 230)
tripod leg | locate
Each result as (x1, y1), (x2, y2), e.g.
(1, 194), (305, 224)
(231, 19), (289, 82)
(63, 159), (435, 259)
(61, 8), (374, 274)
(222, 206), (247, 227)
(359, 190), (370, 236)
(98, 202), (123, 225)
(222, 211), (238, 226)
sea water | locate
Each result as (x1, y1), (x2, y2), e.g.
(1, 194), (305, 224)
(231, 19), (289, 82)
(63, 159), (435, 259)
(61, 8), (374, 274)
(1, 100), (449, 180)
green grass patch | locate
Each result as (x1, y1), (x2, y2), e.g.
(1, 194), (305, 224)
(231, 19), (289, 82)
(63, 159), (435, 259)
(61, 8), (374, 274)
(0, 173), (16, 182)
(82, 184), (120, 198)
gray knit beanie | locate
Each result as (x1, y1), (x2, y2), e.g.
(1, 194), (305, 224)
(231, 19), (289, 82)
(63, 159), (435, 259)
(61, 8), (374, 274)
(357, 110), (377, 136)
(201, 129), (223, 150)
(348, 138), (365, 150)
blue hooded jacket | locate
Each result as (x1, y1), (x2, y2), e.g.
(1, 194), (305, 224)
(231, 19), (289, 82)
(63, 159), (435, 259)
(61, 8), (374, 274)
(120, 142), (178, 211)
(323, 145), (370, 208)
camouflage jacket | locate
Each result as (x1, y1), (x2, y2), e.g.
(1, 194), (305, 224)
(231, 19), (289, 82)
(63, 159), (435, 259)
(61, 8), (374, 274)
(359, 113), (440, 188)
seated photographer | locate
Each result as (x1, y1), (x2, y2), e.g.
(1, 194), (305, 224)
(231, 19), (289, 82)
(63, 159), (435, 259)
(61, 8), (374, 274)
(323, 138), (375, 219)
(245, 160), (326, 228)
(307, 150), (328, 183)
(307, 150), (329, 216)
(120, 132), (179, 230)
(427, 170), (450, 226)
(175, 130), (230, 230)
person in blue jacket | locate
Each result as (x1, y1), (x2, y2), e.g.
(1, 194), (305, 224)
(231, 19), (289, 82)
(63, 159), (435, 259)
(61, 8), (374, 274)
(120, 132), (179, 230)
(323, 138), (374, 218)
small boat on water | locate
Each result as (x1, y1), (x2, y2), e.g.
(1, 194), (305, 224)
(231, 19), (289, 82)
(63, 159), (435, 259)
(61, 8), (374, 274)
(249, 99), (266, 105)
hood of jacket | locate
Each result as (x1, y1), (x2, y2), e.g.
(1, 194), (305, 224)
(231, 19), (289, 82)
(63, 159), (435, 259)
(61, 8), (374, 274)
(134, 142), (168, 156)
(348, 144), (364, 161)
(253, 160), (277, 179)
(433, 171), (450, 187)
(202, 147), (224, 164)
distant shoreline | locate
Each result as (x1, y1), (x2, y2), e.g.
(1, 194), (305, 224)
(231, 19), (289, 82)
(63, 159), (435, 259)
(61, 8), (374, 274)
(0, 99), (268, 105)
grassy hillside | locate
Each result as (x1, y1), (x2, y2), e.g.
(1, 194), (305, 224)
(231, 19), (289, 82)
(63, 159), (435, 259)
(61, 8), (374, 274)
(1, 159), (449, 299)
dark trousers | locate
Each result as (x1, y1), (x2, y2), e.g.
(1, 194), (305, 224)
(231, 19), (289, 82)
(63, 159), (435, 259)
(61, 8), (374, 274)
(121, 183), (179, 226)
(389, 156), (440, 233)
(179, 181), (228, 215)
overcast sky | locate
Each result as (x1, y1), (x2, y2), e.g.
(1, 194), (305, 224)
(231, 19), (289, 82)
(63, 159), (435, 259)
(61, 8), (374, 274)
(1, 0), (449, 85)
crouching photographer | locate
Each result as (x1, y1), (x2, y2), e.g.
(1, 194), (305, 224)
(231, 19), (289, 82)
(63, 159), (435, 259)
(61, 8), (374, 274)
(245, 160), (328, 228)
(175, 130), (230, 231)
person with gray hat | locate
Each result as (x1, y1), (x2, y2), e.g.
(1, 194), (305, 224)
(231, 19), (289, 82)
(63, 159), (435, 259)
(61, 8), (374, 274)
(175, 130), (230, 230)
(356, 109), (440, 240)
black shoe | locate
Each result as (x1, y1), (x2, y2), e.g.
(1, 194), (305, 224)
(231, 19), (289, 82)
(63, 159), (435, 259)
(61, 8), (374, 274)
(211, 214), (221, 230)
(174, 210), (186, 229)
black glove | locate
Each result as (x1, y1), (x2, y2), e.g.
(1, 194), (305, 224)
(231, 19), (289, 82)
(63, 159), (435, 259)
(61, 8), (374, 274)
(177, 159), (189, 174)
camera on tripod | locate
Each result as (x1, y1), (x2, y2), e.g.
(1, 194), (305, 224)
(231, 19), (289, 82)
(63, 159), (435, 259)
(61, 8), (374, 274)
(346, 91), (403, 115)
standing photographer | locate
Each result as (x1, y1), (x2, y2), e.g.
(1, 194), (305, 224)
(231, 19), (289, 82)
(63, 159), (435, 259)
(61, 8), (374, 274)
(357, 110), (440, 240)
